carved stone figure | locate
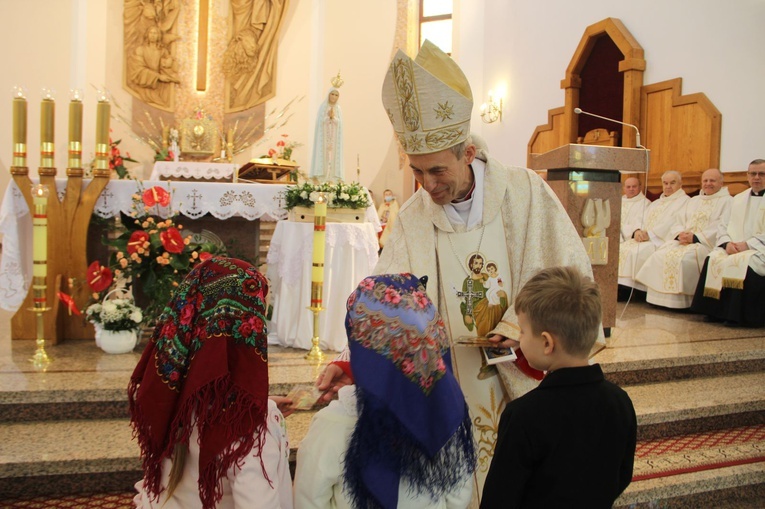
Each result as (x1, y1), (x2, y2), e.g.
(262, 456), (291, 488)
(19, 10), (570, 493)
(123, 0), (180, 112)
(223, 0), (289, 112)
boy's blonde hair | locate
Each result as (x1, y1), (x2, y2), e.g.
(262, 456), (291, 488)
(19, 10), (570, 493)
(514, 266), (601, 356)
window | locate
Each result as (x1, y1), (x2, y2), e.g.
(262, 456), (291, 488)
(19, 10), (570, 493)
(419, 0), (453, 54)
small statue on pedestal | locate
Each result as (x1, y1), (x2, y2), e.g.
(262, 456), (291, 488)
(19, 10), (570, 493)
(309, 73), (344, 182)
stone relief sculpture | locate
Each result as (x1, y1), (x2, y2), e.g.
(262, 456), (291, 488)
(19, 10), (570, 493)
(124, 0), (181, 112)
(223, 0), (289, 113)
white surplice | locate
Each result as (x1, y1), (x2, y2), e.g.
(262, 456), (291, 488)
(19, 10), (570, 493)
(621, 193), (651, 242)
(636, 188), (731, 308)
(375, 151), (594, 502)
(618, 189), (689, 290)
(702, 190), (765, 296)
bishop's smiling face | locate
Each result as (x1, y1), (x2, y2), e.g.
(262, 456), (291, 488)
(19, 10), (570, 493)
(407, 144), (476, 205)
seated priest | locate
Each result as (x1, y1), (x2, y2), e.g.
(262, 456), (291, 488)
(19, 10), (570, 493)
(618, 171), (689, 291)
(621, 176), (651, 242)
(636, 169), (731, 309)
(691, 159), (765, 326)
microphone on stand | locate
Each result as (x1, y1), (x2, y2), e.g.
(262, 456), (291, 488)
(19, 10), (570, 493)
(574, 107), (643, 149)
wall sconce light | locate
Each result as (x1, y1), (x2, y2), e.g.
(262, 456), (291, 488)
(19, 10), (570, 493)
(480, 91), (503, 124)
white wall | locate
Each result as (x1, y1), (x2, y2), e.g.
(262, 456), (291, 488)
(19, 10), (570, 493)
(1, 0), (763, 220)
(473, 0), (765, 172)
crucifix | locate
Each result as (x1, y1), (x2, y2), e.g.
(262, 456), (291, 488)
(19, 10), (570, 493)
(456, 278), (484, 317)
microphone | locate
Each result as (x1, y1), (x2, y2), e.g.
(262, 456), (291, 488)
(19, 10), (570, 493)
(574, 107), (643, 148)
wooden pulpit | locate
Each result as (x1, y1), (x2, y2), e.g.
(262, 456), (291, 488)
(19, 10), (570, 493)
(529, 144), (649, 334)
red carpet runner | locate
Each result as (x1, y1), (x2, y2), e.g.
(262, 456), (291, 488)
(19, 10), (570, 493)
(632, 424), (765, 481)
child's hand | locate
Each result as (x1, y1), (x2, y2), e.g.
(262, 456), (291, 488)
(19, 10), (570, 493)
(269, 396), (295, 417)
(486, 334), (519, 349)
(316, 364), (353, 404)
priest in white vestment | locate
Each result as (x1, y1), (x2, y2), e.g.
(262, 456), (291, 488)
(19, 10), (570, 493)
(619, 171), (689, 291)
(621, 177), (651, 242)
(692, 159), (765, 326)
(317, 40), (595, 505)
(636, 169), (731, 308)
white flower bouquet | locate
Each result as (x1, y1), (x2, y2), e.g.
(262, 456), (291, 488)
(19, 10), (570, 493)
(86, 298), (143, 332)
(285, 181), (371, 210)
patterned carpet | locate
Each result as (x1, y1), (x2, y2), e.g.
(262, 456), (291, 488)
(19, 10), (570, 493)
(633, 424), (765, 481)
(2, 492), (134, 509)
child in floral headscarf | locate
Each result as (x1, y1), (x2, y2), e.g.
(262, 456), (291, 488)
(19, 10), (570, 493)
(294, 273), (476, 509)
(129, 257), (293, 509)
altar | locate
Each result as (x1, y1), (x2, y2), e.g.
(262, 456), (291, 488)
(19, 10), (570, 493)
(0, 179), (289, 312)
(266, 220), (379, 352)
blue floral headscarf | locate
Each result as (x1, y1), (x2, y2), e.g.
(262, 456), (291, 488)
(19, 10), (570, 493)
(343, 273), (476, 508)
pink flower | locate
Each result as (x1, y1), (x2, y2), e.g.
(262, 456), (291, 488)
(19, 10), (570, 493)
(180, 304), (195, 325)
(384, 287), (401, 304)
(412, 291), (429, 309)
(436, 357), (445, 372)
(359, 278), (375, 291)
(401, 358), (415, 375)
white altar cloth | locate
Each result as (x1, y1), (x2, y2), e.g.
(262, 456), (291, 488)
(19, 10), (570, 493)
(0, 179), (290, 312)
(266, 221), (379, 352)
(150, 161), (238, 181)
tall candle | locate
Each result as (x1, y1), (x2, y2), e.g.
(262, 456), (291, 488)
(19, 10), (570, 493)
(40, 96), (55, 168)
(68, 94), (83, 169)
(31, 184), (49, 298)
(12, 92), (27, 167)
(311, 195), (327, 285)
(94, 99), (111, 172)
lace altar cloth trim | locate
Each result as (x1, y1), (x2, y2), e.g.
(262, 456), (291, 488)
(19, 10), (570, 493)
(149, 161), (238, 181)
(266, 221), (380, 286)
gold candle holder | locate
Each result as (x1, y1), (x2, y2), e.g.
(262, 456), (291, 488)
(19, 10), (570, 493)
(305, 194), (327, 362)
(30, 184), (51, 370)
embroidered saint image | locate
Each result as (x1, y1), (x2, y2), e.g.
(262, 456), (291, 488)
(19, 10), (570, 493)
(457, 254), (508, 336)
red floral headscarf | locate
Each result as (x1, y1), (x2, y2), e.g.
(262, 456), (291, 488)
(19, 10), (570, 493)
(128, 257), (269, 509)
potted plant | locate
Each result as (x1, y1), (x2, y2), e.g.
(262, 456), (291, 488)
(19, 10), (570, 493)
(86, 294), (143, 354)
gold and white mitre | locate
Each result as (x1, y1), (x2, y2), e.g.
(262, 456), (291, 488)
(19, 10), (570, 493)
(381, 40), (473, 155)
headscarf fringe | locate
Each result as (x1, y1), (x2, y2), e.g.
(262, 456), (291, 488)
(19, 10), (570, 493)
(343, 392), (476, 508)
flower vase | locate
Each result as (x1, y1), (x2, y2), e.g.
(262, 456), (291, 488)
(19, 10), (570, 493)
(93, 323), (103, 348)
(99, 329), (138, 354)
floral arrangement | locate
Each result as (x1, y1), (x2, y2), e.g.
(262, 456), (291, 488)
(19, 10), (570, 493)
(285, 181), (371, 210)
(262, 134), (301, 161)
(86, 298), (143, 332)
(87, 184), (226, 324)
(110, 137), (138, 179)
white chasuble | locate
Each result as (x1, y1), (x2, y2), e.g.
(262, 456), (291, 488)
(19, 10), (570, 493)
(636, 189), (731, 308)
(436, 215), (510, 496)
(618, 190), (689, 289)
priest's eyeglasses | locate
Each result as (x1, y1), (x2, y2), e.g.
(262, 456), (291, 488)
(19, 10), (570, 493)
(747, 172), (765, 178)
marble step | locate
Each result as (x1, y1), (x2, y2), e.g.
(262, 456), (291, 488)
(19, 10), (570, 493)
(627, 371), (765, 440)
(0, 410), (317, 499)
(0, 340), (324, 422)
(599, 337), (765, 386)
(615, 462), (765, 509)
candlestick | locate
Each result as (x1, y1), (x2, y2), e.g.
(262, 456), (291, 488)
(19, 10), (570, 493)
(40, 89), (55, 168)
(68, 89), (83, 170)
(94, 95), (111, 175)
(30, 183), (51, 369)
(306, 193), (327, 361)
(12, 86), (27, 168)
